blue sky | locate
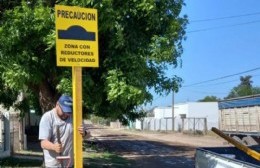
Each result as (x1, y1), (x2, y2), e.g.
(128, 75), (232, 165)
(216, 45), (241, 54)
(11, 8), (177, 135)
(149, 0), (260, 108)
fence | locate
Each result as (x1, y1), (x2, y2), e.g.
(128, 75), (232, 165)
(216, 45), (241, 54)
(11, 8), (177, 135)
(0, 112), (20, 158)
(181, 117), (208, 135)
(138, 117), (208, 134)
(140, 117), (174, 132)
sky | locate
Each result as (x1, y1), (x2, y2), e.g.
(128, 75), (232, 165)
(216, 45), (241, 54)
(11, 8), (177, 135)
(148, 0), (260, 108)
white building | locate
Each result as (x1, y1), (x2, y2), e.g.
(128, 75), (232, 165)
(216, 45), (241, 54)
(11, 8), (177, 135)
(136, 102), (218, 131)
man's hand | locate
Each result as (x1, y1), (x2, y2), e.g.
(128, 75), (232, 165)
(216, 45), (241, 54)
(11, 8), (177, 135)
(78, 124), (91, 138)
(53, 142), (62, 154)
(41, 139), (63, 154)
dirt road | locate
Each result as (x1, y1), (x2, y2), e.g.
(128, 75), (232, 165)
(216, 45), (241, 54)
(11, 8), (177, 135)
(90, 126), (230, 168)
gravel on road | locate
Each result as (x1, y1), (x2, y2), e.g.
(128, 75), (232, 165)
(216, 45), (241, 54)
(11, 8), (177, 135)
(89, 126), (231, 168)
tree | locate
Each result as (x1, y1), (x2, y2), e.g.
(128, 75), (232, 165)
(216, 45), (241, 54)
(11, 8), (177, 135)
(0, 1), (187, 124)
(225, 75), (254, 99)
(198, 96), (220, 102)
(252, 87), (260, 95)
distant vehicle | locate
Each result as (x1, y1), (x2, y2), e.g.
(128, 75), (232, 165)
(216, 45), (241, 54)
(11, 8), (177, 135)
(218, 94), (260, 146)
(195, 95), (260, 168)
(195, 146), (260, 168)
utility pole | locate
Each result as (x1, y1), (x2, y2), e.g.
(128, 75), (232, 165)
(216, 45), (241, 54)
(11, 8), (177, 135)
(172, 91), (175, 131)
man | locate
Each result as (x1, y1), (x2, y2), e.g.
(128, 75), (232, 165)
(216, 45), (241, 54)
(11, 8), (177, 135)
(39, 94), (88, 168)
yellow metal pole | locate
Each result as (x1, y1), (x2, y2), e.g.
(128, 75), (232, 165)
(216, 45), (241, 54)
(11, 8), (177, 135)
(72, 67), (83, 168)
(211, 127), (260, 161)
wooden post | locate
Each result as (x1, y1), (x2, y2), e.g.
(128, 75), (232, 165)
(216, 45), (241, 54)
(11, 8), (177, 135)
(166, 118), (168, 132)
(72, 67), (83, 168)
(204, 118), (207, 135)
(159, 119), (161, 131)
(193, 118), (196, 134)
(181, 118), (184, 133)
(154, 119), (156, 131)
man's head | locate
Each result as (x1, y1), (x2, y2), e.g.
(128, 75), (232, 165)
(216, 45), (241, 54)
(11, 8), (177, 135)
(58, 95), (73, 113)
(56, 95), (73, 120)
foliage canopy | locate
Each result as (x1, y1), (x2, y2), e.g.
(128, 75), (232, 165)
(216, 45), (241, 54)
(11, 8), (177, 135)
(0, 0), (187, 124)
(225, 75), (260, 99)
(198, 96), (220, 102)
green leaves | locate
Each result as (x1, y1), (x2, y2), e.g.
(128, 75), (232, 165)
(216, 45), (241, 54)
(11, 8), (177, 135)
(0, 3), (56, 113)
(0, 1), (187, 124)
(106, 70), (143, 105)
(198, 96), (220, 102)
(2, 64), (28, 90)
(56, 77), (72, 95)
(225, 75), (260, 99)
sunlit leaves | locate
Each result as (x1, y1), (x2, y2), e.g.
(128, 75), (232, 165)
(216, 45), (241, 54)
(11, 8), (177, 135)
(225, 75), (260, 99)
(56, 78), (72, 95)
(106, 70), (144, 105)
(0, 0), (187, 123)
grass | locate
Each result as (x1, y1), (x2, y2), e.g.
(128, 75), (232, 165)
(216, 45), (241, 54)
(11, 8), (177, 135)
(83, 140), (132, 168)
(0, 141), (131, 167)
(0, 157), (42, 167)
(84, 151), (132, 168)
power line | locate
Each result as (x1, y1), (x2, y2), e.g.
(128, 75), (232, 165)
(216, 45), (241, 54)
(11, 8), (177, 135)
(183, 67), (260, 87)
(187, 20), (260, 33)
(184, 89), (227, 95)
(190, 79), (239, 88)
(190, 12), (260, 23)
(175, 74), (260, 99)
(190, 74), (260, 89)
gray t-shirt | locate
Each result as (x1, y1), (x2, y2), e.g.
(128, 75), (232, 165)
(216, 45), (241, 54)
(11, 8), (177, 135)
(39, 109), (73, 167)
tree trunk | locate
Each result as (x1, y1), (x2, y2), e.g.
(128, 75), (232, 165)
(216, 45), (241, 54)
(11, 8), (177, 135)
(38, 80), (58, 113)
(46, 0), (56, 7)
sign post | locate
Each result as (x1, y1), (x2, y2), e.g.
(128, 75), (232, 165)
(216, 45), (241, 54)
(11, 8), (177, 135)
(55, 5), (99, 168)
(72, 67), (82, 168)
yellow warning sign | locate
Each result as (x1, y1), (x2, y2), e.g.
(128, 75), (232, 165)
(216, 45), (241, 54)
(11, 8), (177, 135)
(55, 5), (99, 67)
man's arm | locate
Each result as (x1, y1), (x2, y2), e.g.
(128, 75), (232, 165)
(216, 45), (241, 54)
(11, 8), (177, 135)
(41, 139), (62, 153)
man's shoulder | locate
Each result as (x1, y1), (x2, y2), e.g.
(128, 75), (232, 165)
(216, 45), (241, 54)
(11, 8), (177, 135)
(42, 109), (55, 119)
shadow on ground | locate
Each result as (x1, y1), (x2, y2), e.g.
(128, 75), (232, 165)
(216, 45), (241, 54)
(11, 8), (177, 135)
(86, 131), (195, 168)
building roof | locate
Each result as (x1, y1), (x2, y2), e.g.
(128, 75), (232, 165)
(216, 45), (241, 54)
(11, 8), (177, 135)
(218, 94), (260, 109)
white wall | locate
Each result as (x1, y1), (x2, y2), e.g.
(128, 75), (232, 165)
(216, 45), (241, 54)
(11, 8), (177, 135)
(152, 102), (218, 129)
(187, 102), (218, 128)
(154, 107), (172, 118)
(135, 120), (142, 130)
(154, 104), (189, 119)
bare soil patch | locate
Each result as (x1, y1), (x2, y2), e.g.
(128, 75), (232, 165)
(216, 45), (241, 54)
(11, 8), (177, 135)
(90, 126), (229, 168)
